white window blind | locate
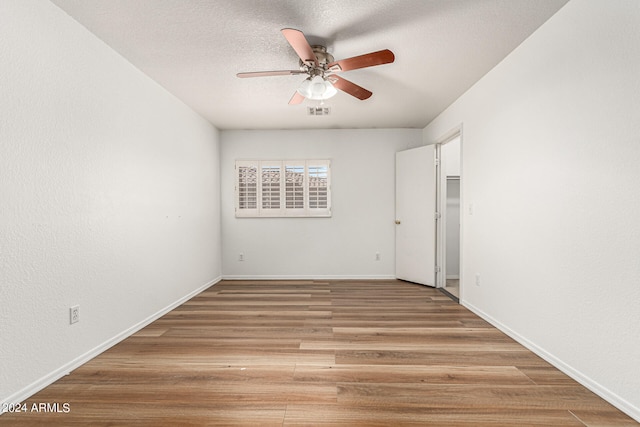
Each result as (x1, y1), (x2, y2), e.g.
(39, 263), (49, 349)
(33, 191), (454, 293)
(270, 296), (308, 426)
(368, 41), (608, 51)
(237, 164), (257, 211)
(285, 164), (305, 210)
(308, 163), (329, 209)
(260, 162), (281, 214)
(236, 160), (331, 217)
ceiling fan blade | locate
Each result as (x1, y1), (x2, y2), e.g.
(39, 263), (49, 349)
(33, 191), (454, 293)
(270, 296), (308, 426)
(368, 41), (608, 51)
(237, 70), (306, 78)
(281, 28), (318, 67)
(329, 75), (372, 100)
(289, 92), (305, 105)
(328, 49), (395, 72)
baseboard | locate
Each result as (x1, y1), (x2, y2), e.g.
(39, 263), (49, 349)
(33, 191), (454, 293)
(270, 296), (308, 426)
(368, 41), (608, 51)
(1, 276), (221, 412)
(222, 274), (397, 281)
(462, 301), (640, 423)
(446, 275), (460, 280)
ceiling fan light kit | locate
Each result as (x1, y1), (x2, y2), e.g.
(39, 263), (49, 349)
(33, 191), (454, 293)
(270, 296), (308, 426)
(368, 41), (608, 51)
(297, 76), (337, 100)
(237, 28), (395, 105)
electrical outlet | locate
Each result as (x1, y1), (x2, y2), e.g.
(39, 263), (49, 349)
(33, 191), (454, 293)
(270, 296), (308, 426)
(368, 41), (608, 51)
(239, 253), (244, 261)
(375, 252), (381, 261)
(70, 305), (79, 324)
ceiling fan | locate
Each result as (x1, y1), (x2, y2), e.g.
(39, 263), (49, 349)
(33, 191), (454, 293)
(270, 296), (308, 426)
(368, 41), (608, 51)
(237, 28), (395, 104)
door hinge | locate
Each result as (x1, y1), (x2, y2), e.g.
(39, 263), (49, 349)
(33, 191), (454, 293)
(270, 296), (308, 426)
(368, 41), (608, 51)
(435, 266), (441, 273)
(435, 212), (441, 220)
(435, 159), (440, 166)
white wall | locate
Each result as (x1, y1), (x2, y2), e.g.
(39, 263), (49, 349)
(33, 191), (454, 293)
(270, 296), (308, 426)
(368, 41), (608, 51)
(221, 129), (422, 279)
(0, 0), (221, 405)
(423, 0), (640, 420)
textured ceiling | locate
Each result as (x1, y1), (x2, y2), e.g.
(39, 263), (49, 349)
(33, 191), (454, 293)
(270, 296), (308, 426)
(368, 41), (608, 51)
(50, 0), (569, 130)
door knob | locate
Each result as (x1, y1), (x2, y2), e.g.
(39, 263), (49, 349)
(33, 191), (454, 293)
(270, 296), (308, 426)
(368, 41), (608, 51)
(395, 220), (401, 225)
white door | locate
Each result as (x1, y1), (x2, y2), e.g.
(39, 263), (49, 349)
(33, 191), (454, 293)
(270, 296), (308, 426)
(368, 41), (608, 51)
(395, 145), (437, 286)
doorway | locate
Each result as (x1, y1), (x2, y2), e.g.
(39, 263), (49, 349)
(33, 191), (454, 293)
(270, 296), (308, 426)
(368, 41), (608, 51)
(394, 133), (461, 295)
(437, 133), (462, 299)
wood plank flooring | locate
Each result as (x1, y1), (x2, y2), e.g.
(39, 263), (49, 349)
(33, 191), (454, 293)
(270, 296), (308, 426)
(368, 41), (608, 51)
(3, 280), (636, 426)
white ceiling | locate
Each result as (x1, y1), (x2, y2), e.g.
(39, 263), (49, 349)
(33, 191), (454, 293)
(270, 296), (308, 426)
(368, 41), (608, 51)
(50, 0), (569, 130)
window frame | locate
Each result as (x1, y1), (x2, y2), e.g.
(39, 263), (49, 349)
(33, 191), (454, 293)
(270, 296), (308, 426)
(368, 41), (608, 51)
(235, 159), (331, 218)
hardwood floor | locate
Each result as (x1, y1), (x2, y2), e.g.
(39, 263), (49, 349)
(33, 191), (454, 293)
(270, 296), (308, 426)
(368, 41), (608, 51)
(3, 280), (636, 426)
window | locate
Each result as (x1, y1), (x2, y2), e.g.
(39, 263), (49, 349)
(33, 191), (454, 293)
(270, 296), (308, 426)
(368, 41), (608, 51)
(235, 160), (331, 217)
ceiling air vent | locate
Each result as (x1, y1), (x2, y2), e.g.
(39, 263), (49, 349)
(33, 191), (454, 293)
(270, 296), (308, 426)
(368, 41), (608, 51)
(308, 106), (331, 116)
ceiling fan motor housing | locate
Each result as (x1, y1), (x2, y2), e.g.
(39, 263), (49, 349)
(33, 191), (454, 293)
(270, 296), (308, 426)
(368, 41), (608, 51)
(299, 45), (335, 72)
